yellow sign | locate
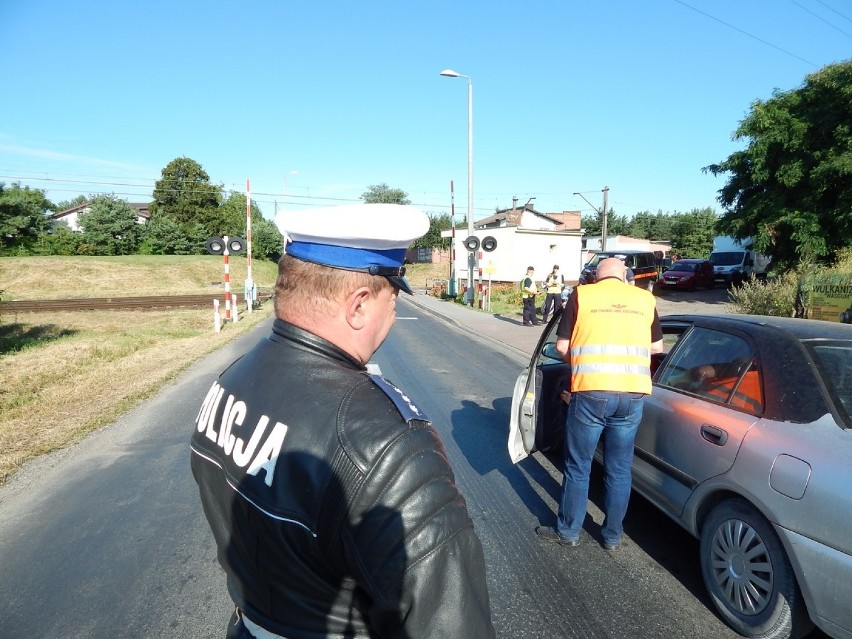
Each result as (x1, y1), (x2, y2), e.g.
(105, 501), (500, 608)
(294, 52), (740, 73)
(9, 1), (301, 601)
(799, 273), (852, 323)
(484, 260), (496, 275)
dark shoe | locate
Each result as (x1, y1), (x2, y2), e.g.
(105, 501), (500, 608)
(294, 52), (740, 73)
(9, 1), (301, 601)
(535, 526), (579, 546)
(523, 321), (533, 326)
(602, 540), (621, 551)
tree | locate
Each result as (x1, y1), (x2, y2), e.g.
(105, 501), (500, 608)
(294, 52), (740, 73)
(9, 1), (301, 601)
(210, 192), (264, 237)
(77, 195), (142, 255)
(669, 208), (718, 258)
(37, 226), (81, 256)
(207, 192), (282, 260)
(251, 217), (285, 262)
(54, 194), (90, 212)
(581, 210), (627, 237)
(139, 215), (194, 255)
(412, 212), (452, 250)
(151, 157), (222, 230)
(361, 183), (410, 205)
(704, 60), (852, 269)
(0, 182), (53, 253)
(625, 211), (676, 241)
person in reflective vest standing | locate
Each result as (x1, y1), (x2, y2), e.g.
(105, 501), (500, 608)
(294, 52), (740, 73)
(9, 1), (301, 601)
(536, 258), (663, 550)
(520, 265), (539, 326)
(541, 264), (565, 323)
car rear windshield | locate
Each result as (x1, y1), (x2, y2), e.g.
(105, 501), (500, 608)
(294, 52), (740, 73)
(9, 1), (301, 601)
(586, 253), (631, 268)
(809, 342), (852, 427)
(671, 262), (696, 272)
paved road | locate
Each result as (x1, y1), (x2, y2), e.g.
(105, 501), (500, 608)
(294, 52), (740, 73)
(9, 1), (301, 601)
(0, 287), (822, 638)
(404, 282), (735, 359)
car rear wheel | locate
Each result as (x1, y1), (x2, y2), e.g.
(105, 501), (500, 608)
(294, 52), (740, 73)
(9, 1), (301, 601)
(699, 499), (813, 639)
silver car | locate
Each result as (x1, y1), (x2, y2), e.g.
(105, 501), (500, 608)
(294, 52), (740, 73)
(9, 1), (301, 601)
(508, 313), (852, 639)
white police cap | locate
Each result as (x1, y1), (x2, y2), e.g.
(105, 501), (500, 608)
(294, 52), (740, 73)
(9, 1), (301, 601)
(275, 203), (430, 294)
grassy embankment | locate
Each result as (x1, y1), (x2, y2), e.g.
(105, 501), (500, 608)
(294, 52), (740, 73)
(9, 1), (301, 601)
(0, 256), (456, 485)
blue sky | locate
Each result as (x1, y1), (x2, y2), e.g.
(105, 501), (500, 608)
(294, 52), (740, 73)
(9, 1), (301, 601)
(1, 0), (850, 223)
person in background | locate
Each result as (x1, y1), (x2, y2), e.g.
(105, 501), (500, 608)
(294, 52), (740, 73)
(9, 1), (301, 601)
(541, 264), (565, 323)
(536, 257), (663, 551)
(191, 203), (495, 639)
(520, 265), (539, 326)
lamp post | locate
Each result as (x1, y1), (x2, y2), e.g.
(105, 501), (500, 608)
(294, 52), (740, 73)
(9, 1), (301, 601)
(441, 68), (474, 306)
(573, 186), (609, 251)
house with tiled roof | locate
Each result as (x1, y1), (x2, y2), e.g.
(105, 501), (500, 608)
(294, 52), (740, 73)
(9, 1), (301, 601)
(475, 202), (582, 232)
(440, 201), (585, 288)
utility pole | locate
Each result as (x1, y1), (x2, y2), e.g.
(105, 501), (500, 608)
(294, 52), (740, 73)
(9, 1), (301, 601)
(574, 186), (610, 251)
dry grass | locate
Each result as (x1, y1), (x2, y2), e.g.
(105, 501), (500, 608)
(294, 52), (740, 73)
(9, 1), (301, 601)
(0, 307), (274, 484)
(0, 256), (281, 485)
(0, 254), (279, 300)
(0, 257), (453, 485)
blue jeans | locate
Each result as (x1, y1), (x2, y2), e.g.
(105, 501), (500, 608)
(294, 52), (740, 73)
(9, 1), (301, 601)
(556, 390), (644, 545)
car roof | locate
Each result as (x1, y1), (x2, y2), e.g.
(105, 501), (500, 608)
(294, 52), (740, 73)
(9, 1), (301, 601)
(662, 313), (852, 341)
(597, 249), (653, 255)
(672, 258), (707, 263)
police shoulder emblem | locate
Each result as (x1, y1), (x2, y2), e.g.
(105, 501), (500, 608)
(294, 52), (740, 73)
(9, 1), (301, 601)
(368, 374), (429, 423)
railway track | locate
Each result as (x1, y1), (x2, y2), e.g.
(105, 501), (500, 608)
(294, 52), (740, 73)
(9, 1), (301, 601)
(0, 293), (272, 313)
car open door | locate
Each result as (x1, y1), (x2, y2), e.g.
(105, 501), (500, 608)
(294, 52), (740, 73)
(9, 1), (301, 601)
(508, 367), (538, 463)
(508, 317), (570, 463)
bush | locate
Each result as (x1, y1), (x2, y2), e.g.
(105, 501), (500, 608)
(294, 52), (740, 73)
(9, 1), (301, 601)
(728, 272), (799, 317)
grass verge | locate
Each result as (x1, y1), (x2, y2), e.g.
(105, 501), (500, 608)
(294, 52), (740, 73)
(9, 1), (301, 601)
(0, 257), (502, 485)
(0, 304), (273, 485)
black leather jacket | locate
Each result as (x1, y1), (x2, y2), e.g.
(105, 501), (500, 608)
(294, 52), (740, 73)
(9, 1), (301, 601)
(191, 319), (495, 638)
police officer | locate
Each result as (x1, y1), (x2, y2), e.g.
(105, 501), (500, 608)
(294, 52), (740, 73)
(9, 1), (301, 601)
(541, 264), (564, 323)
(520, 265), (539, 326)
(191, 204), (495, 639)
(536, 258), (663, 550)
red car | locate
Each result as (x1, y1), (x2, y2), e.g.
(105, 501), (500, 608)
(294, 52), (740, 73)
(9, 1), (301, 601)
(660, 259), (715, 291)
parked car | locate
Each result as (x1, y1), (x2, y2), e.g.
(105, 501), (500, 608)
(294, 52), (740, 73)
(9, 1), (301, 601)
(579, 250), (659, 290)
(508, 313), (852, 639)
(660, 258), (715, 291)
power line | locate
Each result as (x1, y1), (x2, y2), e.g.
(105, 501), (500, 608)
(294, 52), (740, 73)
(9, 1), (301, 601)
(1, 171), (572, 217)
(791, 0), (852, 39)
(815, 0), (852, 24)
(673, 0), (819, 67)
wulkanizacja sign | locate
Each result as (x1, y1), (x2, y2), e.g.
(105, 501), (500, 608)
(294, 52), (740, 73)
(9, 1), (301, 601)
(797, 272), (852, 323)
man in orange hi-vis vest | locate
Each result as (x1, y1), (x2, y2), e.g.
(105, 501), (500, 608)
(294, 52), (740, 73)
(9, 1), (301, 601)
(536, 258), (663, 550)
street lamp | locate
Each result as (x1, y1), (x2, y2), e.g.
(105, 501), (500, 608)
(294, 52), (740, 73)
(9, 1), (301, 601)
(573, 186), (609, 251)
(441, 68), (475, 306)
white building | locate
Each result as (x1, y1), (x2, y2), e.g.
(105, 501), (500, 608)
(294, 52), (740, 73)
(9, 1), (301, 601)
(49, 201), (150, 232)
(444, 204), (586, 288)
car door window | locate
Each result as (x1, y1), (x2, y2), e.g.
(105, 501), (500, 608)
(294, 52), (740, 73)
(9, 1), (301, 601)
(651, 326), (687, 377)
(810, 343), (852, 427)
(656, 326), (763, 415)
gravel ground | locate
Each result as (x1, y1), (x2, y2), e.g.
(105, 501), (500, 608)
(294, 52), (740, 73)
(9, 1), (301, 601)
(652, 283), (735, 316)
